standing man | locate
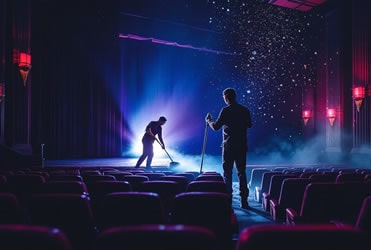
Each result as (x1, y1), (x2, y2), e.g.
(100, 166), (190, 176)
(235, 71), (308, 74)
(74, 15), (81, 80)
(135, 116), (167, 169)
(206, 88), (252, 209)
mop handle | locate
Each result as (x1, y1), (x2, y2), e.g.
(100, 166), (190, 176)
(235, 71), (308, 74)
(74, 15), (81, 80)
(200, 120), (209, 173)
(154, 137), (174, 162)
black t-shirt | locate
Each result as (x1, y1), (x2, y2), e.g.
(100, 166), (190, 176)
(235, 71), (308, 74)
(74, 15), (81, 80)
(142, 121), (163, 143)
(211, 102), (252, 150)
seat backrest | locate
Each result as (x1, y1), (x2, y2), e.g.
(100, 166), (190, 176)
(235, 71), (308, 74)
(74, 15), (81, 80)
(336, 173), (365, 183)
(103, 171), (133, 180)
(248, 168), (269, 191)
(0, 224), (73, 250)
(356, 195), (371, 233)
(35, 181), (89, 195)
(0, 192), (24, 224)
(138, 180), (185, 214)
(236, 224), (370, 250)
(27, 193), (97, 250)
(173, 173), (196, 183)
(135, 172), (166, 180)
(299, 171), (317, 178)
(278, 178), (313, 213)
(87, 180), (132, 198)
(260, 172), (281, 196)
(95, 224), (217, 250)
(86, 180), (132, 212)
(159, 175), (189, 191)
(334, 182), (371, 224)
(121, 175), (149, 191)
(187, 180), (228, 193)
(5, 174), (46, 203)
(267, 174), (297, 199)
(96, 191), (167, 230)
(309, 173), (337, 182)
(196, 174), (224, 182)
(83, 174), (116, 183)
(299, 182), (340, 223)
(263, 174), (296, 211)
(47, 174), (84, 182)
(171, 191), (232, 250)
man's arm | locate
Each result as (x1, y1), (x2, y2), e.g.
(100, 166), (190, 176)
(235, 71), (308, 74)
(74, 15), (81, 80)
(157, 128), (165, 149)
(206, 110), (224, 131)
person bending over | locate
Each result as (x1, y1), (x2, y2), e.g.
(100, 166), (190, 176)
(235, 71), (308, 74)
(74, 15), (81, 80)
(135, 116), (167, 169)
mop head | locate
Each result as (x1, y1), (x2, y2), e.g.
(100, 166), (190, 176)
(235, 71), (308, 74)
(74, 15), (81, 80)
(169, 161), (180, 168)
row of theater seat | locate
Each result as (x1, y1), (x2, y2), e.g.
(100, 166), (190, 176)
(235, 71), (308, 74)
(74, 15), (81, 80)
(248, 166), (371, 230)
(1, 221), (371, 250)
(251, 167), (371, 204)
(0, 165), (370, 250)
(0, 168), (238, 250)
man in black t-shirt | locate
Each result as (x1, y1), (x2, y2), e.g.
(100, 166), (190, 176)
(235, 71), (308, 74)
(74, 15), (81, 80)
(135, 116), (167, 169)
(206, 88), (252, 209)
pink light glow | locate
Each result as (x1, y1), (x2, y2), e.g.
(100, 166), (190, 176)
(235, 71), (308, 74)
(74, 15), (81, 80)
(352, 86), (365, 99)
(19, 52), (31, 67)
(326, 108), (336, 118)
(119, 33), (237, 55)
(302, 110), (311, 118)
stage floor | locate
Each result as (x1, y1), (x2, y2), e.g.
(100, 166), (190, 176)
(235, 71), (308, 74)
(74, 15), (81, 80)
(44, 156), (211, 173)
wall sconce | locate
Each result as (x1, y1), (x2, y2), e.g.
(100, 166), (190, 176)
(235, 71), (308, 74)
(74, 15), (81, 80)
(0, 83), (4, 102)
(302, 109), (311, 126)
(352, 86), (365, 112)
(13, 50), (32, 86)
(18, 52), (32, 86)
(326, 108), (336, 127)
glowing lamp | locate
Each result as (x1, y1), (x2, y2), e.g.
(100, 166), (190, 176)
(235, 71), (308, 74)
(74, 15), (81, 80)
(18, 52), (32, 86)
(0, 83), (4, 102)
(326, 108), (336, 127)
(352, 86), (365, 112)
(13, 51), (32, 86)
(302, 109), (311, 126)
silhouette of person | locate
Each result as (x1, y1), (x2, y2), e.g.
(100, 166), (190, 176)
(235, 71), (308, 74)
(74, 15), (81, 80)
(206, 88), (252, 208)
(135, 116), (167, 169)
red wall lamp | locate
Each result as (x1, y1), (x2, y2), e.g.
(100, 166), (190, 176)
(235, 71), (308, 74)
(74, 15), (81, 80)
(13, 50), (32, 86)
(326, 108), (336, 127)
(302, 109), (312, 126)
(352, 86), (365, 112)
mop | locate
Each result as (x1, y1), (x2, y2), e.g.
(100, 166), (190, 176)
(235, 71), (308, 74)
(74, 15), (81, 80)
(200, 113), (210, 173)
(154, 137), (180, 168)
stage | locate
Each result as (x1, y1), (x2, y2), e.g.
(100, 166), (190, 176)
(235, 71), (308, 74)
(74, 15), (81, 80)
(44, 156), (221, 174)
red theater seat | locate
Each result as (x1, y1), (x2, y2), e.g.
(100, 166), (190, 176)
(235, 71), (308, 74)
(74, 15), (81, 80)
(26, 193), (97, 250)
(269, 178), (312, 222)
(0, 224), (73, 250)
(236, 224), (369, 250)
(95, 191), (167, 230)
(95, 224), (217, 250)
(0, 192), (24, 224)
(171, 191), (232, 250)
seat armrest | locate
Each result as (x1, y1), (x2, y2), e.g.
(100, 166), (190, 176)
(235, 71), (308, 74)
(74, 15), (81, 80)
(269, 198), (279, 208)
(262, 192), (271, 211)
(255, 187), (262, 202)
(285, 208), (298, 225)
(262, 192), (269, 198)
(269, 198), (281, 221)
